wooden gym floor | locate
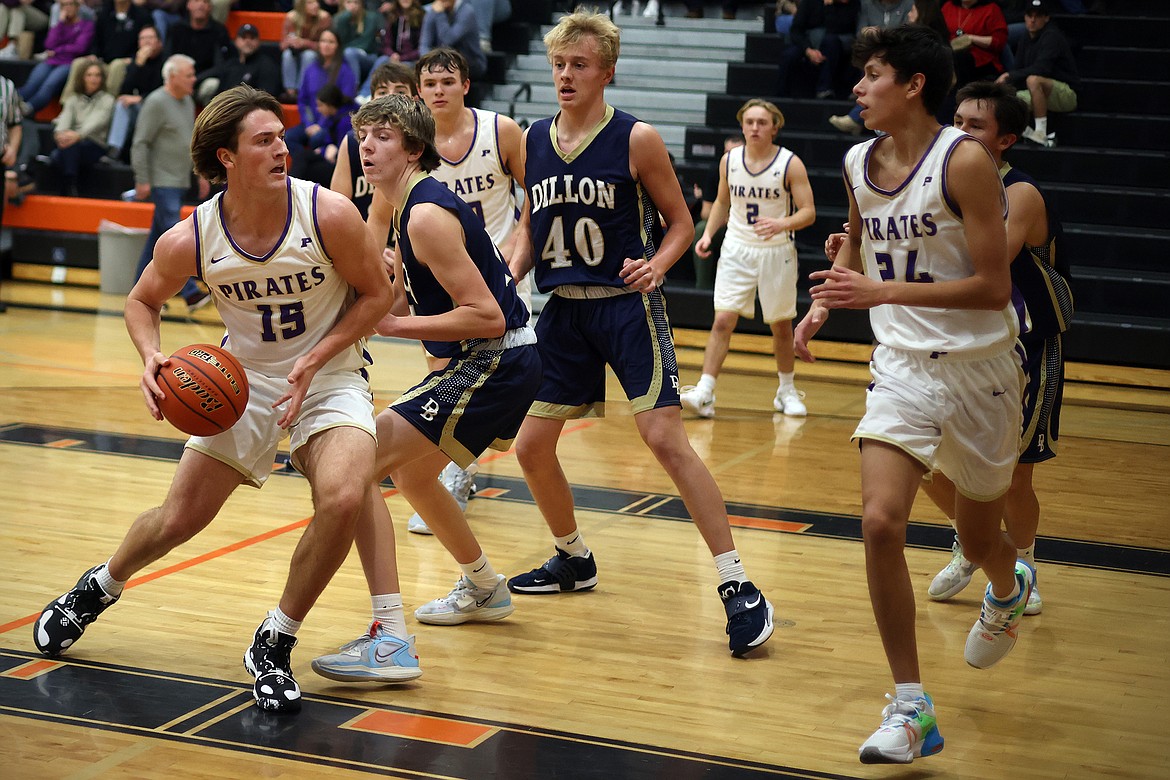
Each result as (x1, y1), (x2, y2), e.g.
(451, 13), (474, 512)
(1, 281), (1168, 779)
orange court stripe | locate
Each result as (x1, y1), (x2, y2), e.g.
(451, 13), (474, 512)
(346, 710), (495, 747)
(728, 515), (811, 533)
(473, 487), (508, 499)
(3, 659), (62, 679)
(46, 439), (85, 449)
(0, 487), (401, 637)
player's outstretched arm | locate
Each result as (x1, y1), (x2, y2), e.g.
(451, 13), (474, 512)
(125, 218), (200, 418)
(622, 121), (694, 292)
(380, 204), (506, 343)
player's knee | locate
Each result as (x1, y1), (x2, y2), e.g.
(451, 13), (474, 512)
(514, 435), (553, 473)
(860, 510), (905, 550)
(1025, 74), (1047, 90)
(315, 481), (367, 528)
(155, 507), (212, 549)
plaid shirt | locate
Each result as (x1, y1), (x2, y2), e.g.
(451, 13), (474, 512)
(0, 76), (23, 154)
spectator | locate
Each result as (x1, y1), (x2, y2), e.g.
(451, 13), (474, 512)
(106, 22), (163, 160)
(997, 0), (1079, 147)
(420, 0), (484, 82)
(49, 59), (113, 195)
(777, 0), (860, 99)
(280, 0), (332, 102)
(774, 0), (798, 39)
(0, 0), (51, 60)
(942, 0), (1007, 87)
(130, 53), (210, 310)
(138, 0), (183, 43)
(468, 0), (509, 51)
(912, 0), (949, 38)
(164, 0), (229, 86)
(17, 0), (93, 114)
(295, 27), (354, 128)
(334, 0), (381, 83)
(289, 82), (351, 184)
(60, 0), (152, 102)
(197, 22), (281, 102)
(691, 133), (743, 289)
(828, 0), (914, 134)
(0, 74), (22, 312)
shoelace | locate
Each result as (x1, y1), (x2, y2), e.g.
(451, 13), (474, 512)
(879, 694), (925, 725)
(979, 584), (1023, 630)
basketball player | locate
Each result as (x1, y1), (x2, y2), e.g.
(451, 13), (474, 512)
(310, 94), (539, 680)
(330, 62), (417, 221)
(680, 98), (816, 419)
(793, 26), (1034, 763)
(32, 86), (395, 714)
(922, 80), (1072, 615)
(505, 10), (774, 658)
(402, 47), (529, 536)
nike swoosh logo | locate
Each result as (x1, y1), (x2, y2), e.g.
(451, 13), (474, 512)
(374, 645), (395, 662)
(475, 596), (493, 608)
(473, 564), (487, 573)
(745, 595), (762, 610)
(992, 390), (1007, 396)
(210, 255), (230, 264)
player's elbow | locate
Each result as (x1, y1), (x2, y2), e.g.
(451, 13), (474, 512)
(482, 306), (507, 339)
(981, 278), (1013, 310)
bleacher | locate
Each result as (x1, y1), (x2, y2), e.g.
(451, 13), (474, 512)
(4, 1), (1167, 370)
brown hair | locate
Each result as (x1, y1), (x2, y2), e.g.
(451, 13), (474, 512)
(352, 93), (441, 172)
(191, 85), (285, 184)
(736, 98), (785, 134)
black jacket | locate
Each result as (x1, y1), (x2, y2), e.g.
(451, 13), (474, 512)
(789, 0), (861, 50)
(1008, 22), (1081, 93)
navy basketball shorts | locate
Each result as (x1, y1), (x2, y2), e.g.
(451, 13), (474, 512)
(529, 288), (681, 420)
(390, 341), (542, 468)
(1018, 331), (1063, 464)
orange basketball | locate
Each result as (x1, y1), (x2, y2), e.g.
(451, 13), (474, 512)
(156, 344), (250, 436)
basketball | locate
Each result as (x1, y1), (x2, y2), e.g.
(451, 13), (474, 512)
(156, 344), (249, 436)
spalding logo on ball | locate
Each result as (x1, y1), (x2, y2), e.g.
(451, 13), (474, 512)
(157, 344), (249, 436)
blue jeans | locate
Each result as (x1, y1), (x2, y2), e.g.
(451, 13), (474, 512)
(282, 48), (318, 92)
(50, 139), (106, 189)
(107, 101), (142, 154)
(134, 186), (199, 300)
(18, 60), (70, 112)
(342, 48), (379, 85)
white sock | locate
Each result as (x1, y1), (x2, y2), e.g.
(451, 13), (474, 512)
(990, 577), (1022, 606)
(371, 593), (407, 639)
(697, 373), (716, 396)
(270, 606), (302, 636)
(895, 682), (925, 702)
(1017, 542), (1036, 568)
(555, 531), (589, 558)
(714, 549), (748, 586)
(95, 559), (126, 597)
(1035, 116), (1048, 134)
(778, 370), (795, 391)
(460, 553), (499, 591)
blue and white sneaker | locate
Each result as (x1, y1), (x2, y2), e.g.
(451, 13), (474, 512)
(310, 621), (422, 682)
(718, 580), (774, 656)
(415, 574), (514, 625)
(34, 564), (120, 656)
(859, 693), (944, 764)
(964, 560), (1035, 669)
(507, 548), (598, 594)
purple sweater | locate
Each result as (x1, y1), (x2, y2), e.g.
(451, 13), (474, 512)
(45, 18), (96, 67)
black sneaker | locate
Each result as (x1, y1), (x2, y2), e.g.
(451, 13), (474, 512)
(718, 580), (774, 657)
(33, 564), (120, 656)
(243, 616), (302, 713)
(507, 548), (598, 594)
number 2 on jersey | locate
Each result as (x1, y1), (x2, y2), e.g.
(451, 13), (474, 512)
(541, 215), (605, 268)
(874, 250), (934, 283)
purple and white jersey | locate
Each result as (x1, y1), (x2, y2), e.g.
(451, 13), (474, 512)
(845, 125), (1018, 355)
(194, 177), (370, 378)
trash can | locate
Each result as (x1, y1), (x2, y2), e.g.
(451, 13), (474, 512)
(98, 220), (149, 295)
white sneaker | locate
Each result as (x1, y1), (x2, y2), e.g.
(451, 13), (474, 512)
(679, 385), (715, 418)
(927, 536), (976, 600)
(1024, 576), (1043, 615)
(774, 386), (806, 416)
(964, 561), (1034, 668)
(1021, 127), (1057, 148)
(642, 0), (660, 17)
(858, 693), (944, 764)
(406, 512), (433, 535)
(440, 461), (478, 512)
(0, 43), (17, 60)
(414, 574), (514, 625)
(829, 114), (862, 135)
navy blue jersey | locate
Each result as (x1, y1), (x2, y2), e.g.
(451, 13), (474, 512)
(1003, 165), (1073, 338)
(396, 175), (530, 359)
(525, 105), (665, 292)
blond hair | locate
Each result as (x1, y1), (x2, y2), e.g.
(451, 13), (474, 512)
(736, 98), (785, 135)
(543, 8), (621, 70)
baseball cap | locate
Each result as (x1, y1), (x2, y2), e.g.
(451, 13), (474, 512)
(237, 23), (259, 38)
(1025, 0), (1055, 15)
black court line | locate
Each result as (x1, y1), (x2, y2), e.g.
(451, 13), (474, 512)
(0, 650), (858, 780)
(1, 423), (1167, 577)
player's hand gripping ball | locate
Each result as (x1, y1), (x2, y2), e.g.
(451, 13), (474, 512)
(156, 344), (249, 436)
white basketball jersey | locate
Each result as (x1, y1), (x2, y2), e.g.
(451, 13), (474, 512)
(195, 178), (370, 378)
(725, 144), (796, 248)
(845, 126), (1018, 355)
(432, 108), (519, 247)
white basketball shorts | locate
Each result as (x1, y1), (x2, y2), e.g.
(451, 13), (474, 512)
(712, 236), (798, 322)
